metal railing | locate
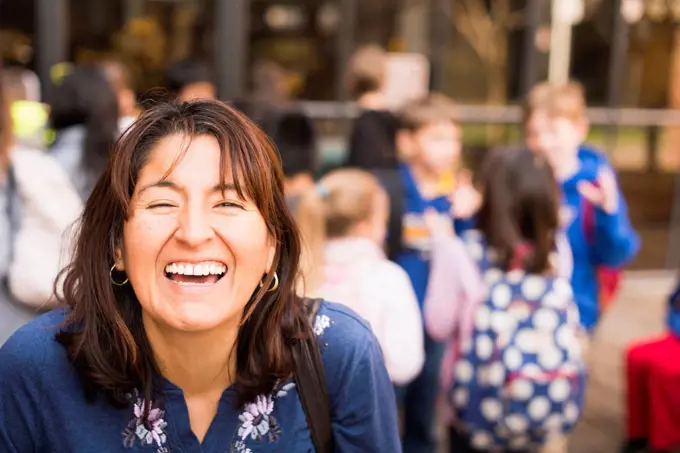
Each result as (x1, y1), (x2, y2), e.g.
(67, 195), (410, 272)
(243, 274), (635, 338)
(298, 101), (680, 127)
(298, 101), (680, 270)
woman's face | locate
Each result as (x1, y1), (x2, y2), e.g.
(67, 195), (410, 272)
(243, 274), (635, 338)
(117, 133), (276, 333)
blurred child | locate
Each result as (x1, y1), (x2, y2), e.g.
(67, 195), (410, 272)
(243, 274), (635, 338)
(296, 169), (425, 386)
(164, 60), (216, 102)
(524, 81), (639, 333)
(1, 67), (48, 149)
(0, 68), (82, 345)
(266, 110), (318, 212)
(99, 59), (139, 131)
(49, 65), (119, 201)
(233, 60), (295, 125)
(345, 44), (399, 169)
(395, 93), (474, 453)
(622, 282), (680, 453)
(424, 146), (586, 453)
(345, 44), (404, 260)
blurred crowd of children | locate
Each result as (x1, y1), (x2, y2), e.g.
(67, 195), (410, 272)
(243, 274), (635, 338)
(5, 43), (680, 452)
(275, 44), (643, 453)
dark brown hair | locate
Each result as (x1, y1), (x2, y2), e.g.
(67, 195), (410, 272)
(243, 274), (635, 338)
(476, 146), (559, 273)
(56, 100), (307, 411)
(399, 93), (459, 131)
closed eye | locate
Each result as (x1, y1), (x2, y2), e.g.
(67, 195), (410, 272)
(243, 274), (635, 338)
(147, 202), (177, 209)
(215, 201), (245, 209)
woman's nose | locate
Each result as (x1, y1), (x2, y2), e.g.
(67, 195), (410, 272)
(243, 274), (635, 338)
(175, 205), (214, 246)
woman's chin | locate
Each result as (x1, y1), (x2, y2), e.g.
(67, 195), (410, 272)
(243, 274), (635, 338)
(151, 300), (238, 333)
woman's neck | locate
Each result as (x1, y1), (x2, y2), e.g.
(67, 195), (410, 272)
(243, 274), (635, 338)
(143, 314), (239, 396)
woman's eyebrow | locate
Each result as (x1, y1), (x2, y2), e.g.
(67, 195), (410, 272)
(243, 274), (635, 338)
(137, 180), (237, 195)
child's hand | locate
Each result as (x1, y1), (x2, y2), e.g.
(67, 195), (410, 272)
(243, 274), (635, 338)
(424, 208), (455, 239)
(450, 170), (482, 219)
(577, 168), (619, 215)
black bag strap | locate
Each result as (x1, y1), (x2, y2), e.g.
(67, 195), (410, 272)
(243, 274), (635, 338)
(4, 165), (17, 263)
(293, 298), (334, 453)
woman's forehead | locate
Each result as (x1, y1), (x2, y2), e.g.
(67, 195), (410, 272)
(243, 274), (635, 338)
(136, 133), (257, 199)
(140, 134), (227, 180)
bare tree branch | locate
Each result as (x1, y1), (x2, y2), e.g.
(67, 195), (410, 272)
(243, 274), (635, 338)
(461, 0), (495, 36)
(453, 0), (497, 63)
(447, 0), (518, 107)
(490, 0), (511, 24)
(452, 10), (487, 61)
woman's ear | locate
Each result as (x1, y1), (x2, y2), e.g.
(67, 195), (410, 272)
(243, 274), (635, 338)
(114, 247), (125, 271)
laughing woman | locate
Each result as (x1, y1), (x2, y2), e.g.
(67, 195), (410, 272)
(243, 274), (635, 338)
(0, 100), (401, 452)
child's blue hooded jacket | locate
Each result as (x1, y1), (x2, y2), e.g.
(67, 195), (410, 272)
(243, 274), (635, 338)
(562, 146), (640, 330)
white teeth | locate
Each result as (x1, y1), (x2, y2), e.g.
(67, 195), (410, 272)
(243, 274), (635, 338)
(165, 262), (226, 276)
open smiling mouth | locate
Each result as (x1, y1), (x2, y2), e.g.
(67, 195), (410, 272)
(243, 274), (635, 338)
(164, 262), (227, 286)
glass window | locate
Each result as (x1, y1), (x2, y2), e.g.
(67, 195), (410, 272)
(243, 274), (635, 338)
(69, 0), (216, 100)
(249, 1), (337, 100)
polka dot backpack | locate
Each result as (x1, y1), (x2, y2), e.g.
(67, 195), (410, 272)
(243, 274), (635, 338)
(450, 230), (587, 451)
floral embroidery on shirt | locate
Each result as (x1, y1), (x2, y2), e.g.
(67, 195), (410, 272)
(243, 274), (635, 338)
(231, 381), (296, 452)
(122, 390), (170, 453)
(313, 314), (332, 336)
(232, 440), (253, 453)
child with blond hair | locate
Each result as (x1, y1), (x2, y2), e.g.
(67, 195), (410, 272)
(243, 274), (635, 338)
(296, 168), (425, 386)
(524, 81), (639, 333)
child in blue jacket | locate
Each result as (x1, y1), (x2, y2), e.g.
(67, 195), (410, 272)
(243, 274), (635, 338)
(524, 81), (640, 332)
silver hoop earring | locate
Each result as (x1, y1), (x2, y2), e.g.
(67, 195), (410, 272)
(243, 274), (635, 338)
(259, 272), (279, 293)
(110, 264), (129, 286)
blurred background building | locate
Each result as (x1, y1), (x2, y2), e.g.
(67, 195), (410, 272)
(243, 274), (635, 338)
(5, 0), (680, 106)
(3, 0), (680, 271)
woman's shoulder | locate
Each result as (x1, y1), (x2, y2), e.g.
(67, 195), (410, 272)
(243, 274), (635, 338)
(314, 300), (374, 342)
(0, 308), (69, 373)
(310, 300), (400, 449)
(313, 300), (381, 364)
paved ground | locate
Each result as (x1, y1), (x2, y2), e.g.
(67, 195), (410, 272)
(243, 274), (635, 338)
(569, 271), (674, 453)
(436, 271), (676, 453)
(618, 171), (675, 270)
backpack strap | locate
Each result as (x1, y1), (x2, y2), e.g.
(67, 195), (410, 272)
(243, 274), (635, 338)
(582, 180), (598, 244)
(5, 165), (18, 263)
(293, 298), (334, 453)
